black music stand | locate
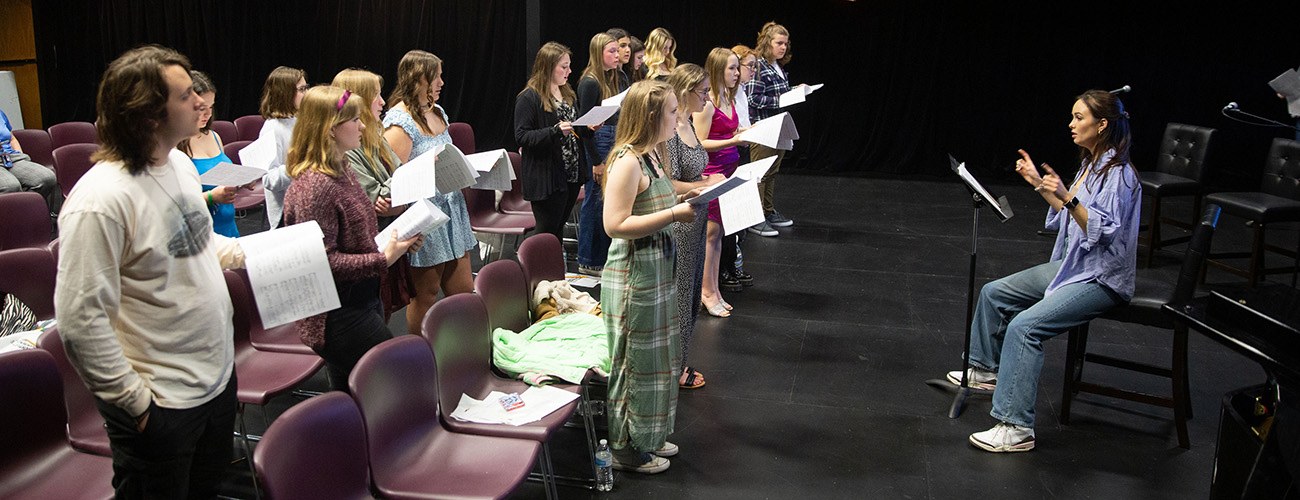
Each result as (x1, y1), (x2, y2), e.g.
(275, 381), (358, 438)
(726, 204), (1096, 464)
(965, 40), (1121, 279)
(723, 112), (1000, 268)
(946, 155), (1014, 418)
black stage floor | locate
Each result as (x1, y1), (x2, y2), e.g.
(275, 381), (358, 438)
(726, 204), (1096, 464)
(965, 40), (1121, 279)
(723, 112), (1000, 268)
(222, 173), (1296, 499)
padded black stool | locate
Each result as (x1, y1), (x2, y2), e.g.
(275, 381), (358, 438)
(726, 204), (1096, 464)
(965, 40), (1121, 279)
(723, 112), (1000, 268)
(1141, 123), (1215, 267)
(1204, 138), (1300, 287)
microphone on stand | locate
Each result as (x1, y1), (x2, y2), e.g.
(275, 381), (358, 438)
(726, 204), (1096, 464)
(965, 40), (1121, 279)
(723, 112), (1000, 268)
(1223, 102), (1239, 112)
(1109, 85), (1131, 94)
(1221, 101), (1298, 130)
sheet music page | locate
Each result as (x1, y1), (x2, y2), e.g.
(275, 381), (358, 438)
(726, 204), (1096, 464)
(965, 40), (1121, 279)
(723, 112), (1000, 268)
(738, 113), (799, 150)
(602, 89), (629, 107)
(374, 198), (450, 249)
(572, 105), (619, 127)
(467, 149), (514, 191)
(389, 148), (439, 206)
(718, 180), (765, 236)
(779, 86), (807, 108)
(733, 155), (779, 181)
(955, 163), (1011, 220)
(1270, 69), (1300, 116)
(198, 162), (266, 187)
(806, 83), (825, 94)
(237, 136), (277, 170)
(685, 175), (749, 205)
(236, 221), (341, 328)
(433, 144), (480, 194)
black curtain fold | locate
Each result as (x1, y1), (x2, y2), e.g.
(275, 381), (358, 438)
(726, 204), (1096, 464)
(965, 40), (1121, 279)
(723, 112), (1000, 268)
(33, 1), (1300, 189)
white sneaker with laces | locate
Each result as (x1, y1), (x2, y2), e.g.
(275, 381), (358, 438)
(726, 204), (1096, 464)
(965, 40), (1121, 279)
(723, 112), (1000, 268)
(652, 441), (679, 457)
(946, 367), (997, 391)
(969, 422), (1035, 453)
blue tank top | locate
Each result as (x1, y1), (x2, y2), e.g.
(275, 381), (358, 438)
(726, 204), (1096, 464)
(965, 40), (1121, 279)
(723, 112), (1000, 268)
(191, 148), (239, 237)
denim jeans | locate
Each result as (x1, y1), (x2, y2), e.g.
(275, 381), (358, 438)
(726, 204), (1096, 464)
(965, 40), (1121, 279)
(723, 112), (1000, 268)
(967, 260), (1123, 428)
(577, 125), (617, 268)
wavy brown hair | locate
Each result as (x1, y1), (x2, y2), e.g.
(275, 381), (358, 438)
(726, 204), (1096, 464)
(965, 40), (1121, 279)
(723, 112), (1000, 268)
(755, 22), (792, 65)
(177, 70), (215, 156)
(1075, 89), (1136, 189)
(259, 66), (305, 119)
(388, 50), (444, 136)
(524, 42), (576, 113)
(93, 45), (192, 176)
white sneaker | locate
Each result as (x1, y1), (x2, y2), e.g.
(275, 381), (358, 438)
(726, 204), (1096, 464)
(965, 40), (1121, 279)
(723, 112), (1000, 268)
(969, 422), (1035, 453)
(946, 367), (997, 391)
(611, 454), (671, 474)
(651, 441), (679, 457)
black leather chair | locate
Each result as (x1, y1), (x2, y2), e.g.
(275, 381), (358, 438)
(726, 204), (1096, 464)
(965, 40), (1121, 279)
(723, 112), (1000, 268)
(1204, 138), (1300, 286)
(1060, 204), (1222, 449)
(1141, 123), (1215, 267)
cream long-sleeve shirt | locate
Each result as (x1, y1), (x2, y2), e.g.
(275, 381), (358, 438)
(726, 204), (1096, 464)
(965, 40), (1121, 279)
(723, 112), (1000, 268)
(56, 149), (244, 417)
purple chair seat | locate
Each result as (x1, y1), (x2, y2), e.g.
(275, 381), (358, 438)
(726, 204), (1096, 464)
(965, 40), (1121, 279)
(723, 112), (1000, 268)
(11, 129), (55, 168)
(499, 152), (531, 215)
(224, 271), (321, 406)
(448, 122), (476, 155)
(228, 269), (314, 355)
(349, 336), (540, 500)
(254, 392), (376, 500)
(464, 187), (535, 235)
(0, 349), (115, 500)
(210, 120), (238, 143)
(52, 143), (100, 198)
(48, 121), (97, 149)
(0, 192), (53, 251)
(38, 328), (111, 457)
(517, 233), (566, 293)
(0, 247), (57, 321)
(233, 115), (265, 143)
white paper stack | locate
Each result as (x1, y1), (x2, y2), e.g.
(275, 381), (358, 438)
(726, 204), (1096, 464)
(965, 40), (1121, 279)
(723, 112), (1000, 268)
(236, 221), (341, 328)
(778, 83), (824, 108)
(467, 149), (517, 191)
(448, 386), (580, 426)
(374, 198), (450, 249)
(738, 112), (799, 150)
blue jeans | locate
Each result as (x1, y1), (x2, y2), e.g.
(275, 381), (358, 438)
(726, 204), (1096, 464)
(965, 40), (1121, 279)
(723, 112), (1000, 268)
(968, 261), (1123, 428)
(577, 125), (617, 268)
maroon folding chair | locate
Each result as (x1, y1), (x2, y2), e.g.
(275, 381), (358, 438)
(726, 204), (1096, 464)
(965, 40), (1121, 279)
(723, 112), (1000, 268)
(348, 336), (542, 500)
(473, 259), (533, 333)
(227, 269), (313, 354)
(0, 349), (115, 500)
(52, 143), (100, 198)
(449, 122), (476, 155)
(48, 121), (97, 149)
(0, 247), (57, 321)
(234, 115), (265, 142)
(254, 392), (375, 500)
(47, 239), (60, 266)
(223, 139), (252, 163)
(38, 328), (111, 457)
(218, 140), (267, 213)
(0, 192), (53, 251)
(209, 120), (239, 143)
(12, 128), (55, 169)
(517, 233), (566, 294)
(464, 187), (535, 263)
(500, 152), (531, 215)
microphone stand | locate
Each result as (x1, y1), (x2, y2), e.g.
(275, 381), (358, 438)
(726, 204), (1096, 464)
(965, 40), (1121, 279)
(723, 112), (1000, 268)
(1223, 106), (1300, 130)
(950, 190), (985, 418)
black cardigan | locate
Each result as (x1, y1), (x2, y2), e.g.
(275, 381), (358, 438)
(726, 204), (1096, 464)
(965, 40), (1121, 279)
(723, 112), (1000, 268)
(513, 88), (589, 201)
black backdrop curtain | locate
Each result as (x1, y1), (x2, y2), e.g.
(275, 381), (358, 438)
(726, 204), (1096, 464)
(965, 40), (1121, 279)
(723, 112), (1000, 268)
(33, 1), (1300, 189)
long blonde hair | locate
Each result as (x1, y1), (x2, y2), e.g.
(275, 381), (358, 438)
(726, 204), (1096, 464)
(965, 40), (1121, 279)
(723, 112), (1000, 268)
(287, 86), (364, 179)
(581, 33), (620, 100)
(704, 48), (737, 108)
(643, 28), (677, 79)
(603, 80), (675, 188)
(524, 42), (576, 113)
(668, 63), (707, 115)
(332, 69), (396, 172)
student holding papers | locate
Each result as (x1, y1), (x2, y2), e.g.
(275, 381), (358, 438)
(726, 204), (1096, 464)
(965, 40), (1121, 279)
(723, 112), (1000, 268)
(257, 66), (307, 229)
(729, 44), (759, 285)
(945, 90), (1140, 453)
(179, 70), (242, 237)
(693, 48), (746, 318)
(744, 22), (795, 234)
(56, 46), (248, 498)
(668, 64), (726, 389)
(602, 80), (701, 475)
(576, 32), (630, 276)
(643, 28), (678, 81)
(515, 42), (590, 242)
(382, 50), (479, 335)
(283, 86), (423, 392)
(333, 69), (414, 319)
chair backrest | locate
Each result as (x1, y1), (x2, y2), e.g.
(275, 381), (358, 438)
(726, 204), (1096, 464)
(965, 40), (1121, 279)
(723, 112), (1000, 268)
(254, 392), (373, 500)
(1173, 204), (1222, 303)
(1155, 123), (1214, 182)
(234, 115), (265, 142)
(52, 143), (100, 197)
(449, 122), (475, 155)
(1261, 138), (1300, 201)
(0, 192), (52, 251)
(0, 349), (69, 471)
(461, 186), (499, 223)
(12, 129), (54, 168)
(347, 336), (443, 475)
(420, 293), (494, 409)
(500, 152), (530, 213)
(37, 328), (110, 456)
(223, 140), (253, 164)
(0, 247), (57, 320)
(517, 233), (566, 292)
(474, 259), (533, 333)
(47, 121), (97, 149)
(210, 120), (239, 144)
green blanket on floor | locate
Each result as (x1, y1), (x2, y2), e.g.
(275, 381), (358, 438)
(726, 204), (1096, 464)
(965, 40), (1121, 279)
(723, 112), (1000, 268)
(492, 313), (610, 384)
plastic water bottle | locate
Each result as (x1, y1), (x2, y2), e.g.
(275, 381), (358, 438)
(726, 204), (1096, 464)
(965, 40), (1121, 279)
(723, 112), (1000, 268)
(594, 439), (614, 491)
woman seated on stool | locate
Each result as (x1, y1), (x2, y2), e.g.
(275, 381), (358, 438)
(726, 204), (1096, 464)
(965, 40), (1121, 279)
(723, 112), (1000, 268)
(946, 89), (1141, 452)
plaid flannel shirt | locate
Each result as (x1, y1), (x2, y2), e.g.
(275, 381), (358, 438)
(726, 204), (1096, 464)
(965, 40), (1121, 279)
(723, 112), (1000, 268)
(744, 58), (791, 122)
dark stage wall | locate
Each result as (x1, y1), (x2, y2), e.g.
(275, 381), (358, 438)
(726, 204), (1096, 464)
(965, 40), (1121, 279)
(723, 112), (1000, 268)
(33, 1), (1300, 188)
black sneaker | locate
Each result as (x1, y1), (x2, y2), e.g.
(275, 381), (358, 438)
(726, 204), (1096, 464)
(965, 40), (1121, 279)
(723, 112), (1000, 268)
(719, 271), (743, 292)
(733, 269), (754, 286)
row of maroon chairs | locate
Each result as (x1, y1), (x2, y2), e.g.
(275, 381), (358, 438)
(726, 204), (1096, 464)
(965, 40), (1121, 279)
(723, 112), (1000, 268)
(448, 122), (536, 262)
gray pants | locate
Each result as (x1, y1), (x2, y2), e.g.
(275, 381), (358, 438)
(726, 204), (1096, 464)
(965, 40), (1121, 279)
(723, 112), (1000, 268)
(0, 152), (56, 200)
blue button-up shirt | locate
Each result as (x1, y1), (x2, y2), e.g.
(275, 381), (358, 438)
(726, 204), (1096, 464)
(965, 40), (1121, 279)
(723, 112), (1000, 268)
(1045, 150), (1142, 301)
